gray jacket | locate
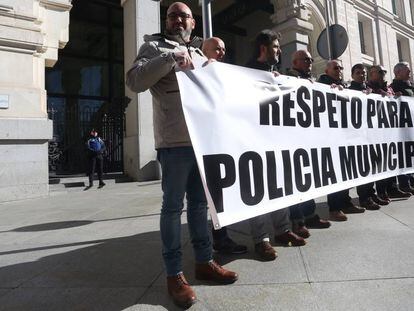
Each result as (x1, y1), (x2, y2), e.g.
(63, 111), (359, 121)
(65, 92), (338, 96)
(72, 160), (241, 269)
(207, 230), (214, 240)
(126, 34), (206, 149)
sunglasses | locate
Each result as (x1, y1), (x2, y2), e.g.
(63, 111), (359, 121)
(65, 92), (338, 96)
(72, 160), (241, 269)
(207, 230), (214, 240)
(167, 12), (192, 20)
(300, 57), (314, 63)
(333, 66), (344, 70)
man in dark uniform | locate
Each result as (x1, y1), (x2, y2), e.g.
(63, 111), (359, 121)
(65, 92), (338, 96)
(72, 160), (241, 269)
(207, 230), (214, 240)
(285, 50), (331, 236)
(349, 64), (387, 209)
(202, 36), (248, 255)
(367, 65), (411, 201)
(318, 60), (366, 221)
(390, 62), (414, 194)
(86, 129), (106, 188)
(245, 30), (306, 262)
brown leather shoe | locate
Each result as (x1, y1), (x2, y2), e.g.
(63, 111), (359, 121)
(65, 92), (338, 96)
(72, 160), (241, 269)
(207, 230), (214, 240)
(342, 203), (365, 214)
(195, 260), (238, 284)
(388, 188), (411, 199)
(167, 273), (196, 308)
(372, 194), (390, 205)
(305, 215), (331, 228)
(329, 210), (348, 221)
(292, 223), (310, 239)
(274, 230), (306, 246)
(254, 241), (277, 261)
(359, 197), (380, 210)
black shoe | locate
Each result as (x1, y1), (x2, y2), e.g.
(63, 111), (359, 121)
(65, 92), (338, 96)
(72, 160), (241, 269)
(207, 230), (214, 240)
(304, 215), (331, 229)
(342, 203), (365, 214)
(372, 194), (390, 205)
(213, 237), (247, 255)
(98, 182), (106, 188)
(359, 197), (380, 210)
(400, 186), (414, 195)
(388, 188), (411, 199)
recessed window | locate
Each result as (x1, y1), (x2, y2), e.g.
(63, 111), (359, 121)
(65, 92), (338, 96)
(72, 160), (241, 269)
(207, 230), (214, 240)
(392, 0), (406, 21)
(358, 15), (374, 57)
(396, 35), (411, 63)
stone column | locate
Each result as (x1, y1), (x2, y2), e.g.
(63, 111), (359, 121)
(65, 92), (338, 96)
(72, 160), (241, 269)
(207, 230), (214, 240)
(121, 0), (161, 182)
(0, 0), (71, 202)
(270, 0), (313, 71)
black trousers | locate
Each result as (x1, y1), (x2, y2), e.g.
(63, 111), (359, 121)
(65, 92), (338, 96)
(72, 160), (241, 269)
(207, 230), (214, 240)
(376, 177), (397, 194)
(357, 182), (375, 201)
(327, 189), (351, 211)
(289, 200), (316, 223)
(88, 155), (103, 184)
(212, 226), (228, 241)
(398, 174), (411, 188)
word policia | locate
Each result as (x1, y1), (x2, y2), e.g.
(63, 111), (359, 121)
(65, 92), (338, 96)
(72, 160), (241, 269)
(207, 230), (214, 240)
(259, 86), (413, 129)
(203, 141), (414, 213)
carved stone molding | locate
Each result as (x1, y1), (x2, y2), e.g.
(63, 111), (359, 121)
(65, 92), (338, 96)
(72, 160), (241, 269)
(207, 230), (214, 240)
(38, 0), (72, 11)
(270, 0), (311, 24)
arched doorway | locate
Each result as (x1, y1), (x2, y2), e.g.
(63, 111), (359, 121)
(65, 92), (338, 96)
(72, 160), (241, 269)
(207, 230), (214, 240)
(46, 0), (127, 175)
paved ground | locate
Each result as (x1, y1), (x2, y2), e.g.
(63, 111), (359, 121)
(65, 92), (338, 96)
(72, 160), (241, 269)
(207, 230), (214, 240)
(0, 179), (413, 311)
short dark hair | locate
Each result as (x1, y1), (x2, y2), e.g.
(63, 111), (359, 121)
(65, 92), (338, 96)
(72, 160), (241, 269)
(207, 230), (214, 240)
(351, 63), (365, 75)
(253, 29), (281, 58)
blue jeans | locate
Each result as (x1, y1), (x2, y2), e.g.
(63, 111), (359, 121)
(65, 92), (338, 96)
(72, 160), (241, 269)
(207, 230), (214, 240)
(158, 147), (212, 276)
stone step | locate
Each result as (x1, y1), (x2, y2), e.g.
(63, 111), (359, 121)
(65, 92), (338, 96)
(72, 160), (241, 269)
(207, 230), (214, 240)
(49, 173), (134, 192)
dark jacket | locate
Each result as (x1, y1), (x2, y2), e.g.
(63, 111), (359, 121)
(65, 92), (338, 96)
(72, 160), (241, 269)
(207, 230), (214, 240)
(245, 58), (275, 72)
(317, 74), (347, 87)
(366, 80), (394, 95)
(349, 81), (368, 91)
(87, 136), (106, 157)
(286, 68), (315, 82)
(390, 79), (414, 96)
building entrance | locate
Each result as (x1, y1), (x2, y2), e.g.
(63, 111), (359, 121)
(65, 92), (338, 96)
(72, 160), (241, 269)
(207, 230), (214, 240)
(46, 0), (127, 175)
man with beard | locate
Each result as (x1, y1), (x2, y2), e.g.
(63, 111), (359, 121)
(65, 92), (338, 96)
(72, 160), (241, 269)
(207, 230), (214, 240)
(202, 37), (248, 255)
(245, 30), (306, 262)
(126, 2), (238, 308)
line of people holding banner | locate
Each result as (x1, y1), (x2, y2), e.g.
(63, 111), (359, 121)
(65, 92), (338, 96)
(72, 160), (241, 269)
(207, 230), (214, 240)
(126, 2), (414, 308)
(202, 30), (414, 263)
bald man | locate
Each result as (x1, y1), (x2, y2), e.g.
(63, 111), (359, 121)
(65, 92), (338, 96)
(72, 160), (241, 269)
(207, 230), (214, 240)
(202, 37), (226, 61)
(285, 50), (331, 236)
(286, 50), (315, 81)
(201, 37), (248, 255)
(126, 2), (237, 308)
(318, 60), (367, 221)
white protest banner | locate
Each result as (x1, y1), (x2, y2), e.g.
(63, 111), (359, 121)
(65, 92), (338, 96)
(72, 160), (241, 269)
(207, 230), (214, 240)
(176, 62), (414, 228)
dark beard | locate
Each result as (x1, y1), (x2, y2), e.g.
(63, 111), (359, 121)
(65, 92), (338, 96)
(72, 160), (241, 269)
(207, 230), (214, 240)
(166, 28), (191, 42)
(267, 57), (279, 66)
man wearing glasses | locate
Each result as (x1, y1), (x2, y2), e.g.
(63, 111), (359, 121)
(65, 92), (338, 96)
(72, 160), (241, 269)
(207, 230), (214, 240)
(286, 50), (331, 238)
(126, 2), (238, 308)
(286, 50), (315, 81)
(367, 65), (411, 202)
(318, 60), (367, 221)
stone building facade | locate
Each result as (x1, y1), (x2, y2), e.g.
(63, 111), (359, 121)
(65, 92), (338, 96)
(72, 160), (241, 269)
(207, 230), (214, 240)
(0, 0), (71, 202)
(1, 0), (414, 202)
